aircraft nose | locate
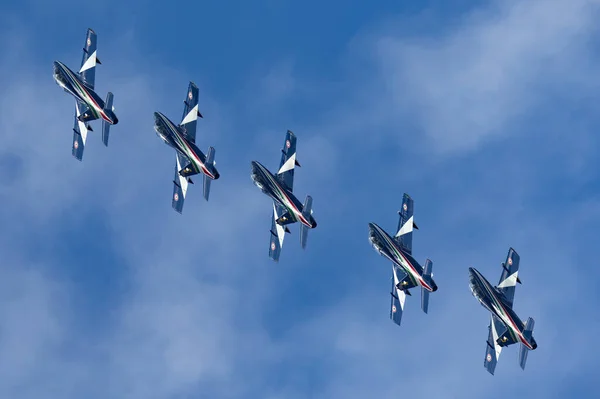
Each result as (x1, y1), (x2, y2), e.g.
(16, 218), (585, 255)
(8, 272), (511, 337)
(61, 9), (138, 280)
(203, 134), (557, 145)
(112, 114), (119, 125)
(312, 219), (317, 228)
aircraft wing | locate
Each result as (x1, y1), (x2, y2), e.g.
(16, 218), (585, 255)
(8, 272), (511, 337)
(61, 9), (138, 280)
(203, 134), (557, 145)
(79, 28), (99, 91)
(72, 101), (90, 160)
(394, 193), (417, 254)
(389, 266), (408, 326)
(484, 314), (507, 375)
(179, 81), (202, 143)
(171, 151), (190, 213)
(497, 248), (521, 308)
(269, 203), (288, 261)
(276, 130), (299, 192)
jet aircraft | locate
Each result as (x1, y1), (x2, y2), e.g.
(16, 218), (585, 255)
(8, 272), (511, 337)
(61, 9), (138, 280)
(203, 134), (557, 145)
(250, 130), (317, 261)
(368, 193), (437, 327)
(52, 28), (118, 161)
(468, 247), (537, 375)
(154, 81), (220, 213)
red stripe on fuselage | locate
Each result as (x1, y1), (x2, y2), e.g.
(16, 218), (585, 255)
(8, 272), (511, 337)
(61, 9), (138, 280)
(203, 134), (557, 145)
(164, 115), (214, 179)
(61, 62), (111, 123)
(380, 226), (433, 292)
(261, 164), (311, 227)
(478, 272), (533, 349)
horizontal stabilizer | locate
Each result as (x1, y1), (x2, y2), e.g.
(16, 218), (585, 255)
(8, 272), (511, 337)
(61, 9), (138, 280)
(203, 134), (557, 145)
(202, 174), (211, 201)
(300, 195), (312, 249)
(518, 343), (529, 371)
(519, 317), (535, 370)
(102, 92), (114, 146)
(421, 288), (430, 314)
(203, 146), (215, 201)
(421, 258), (433, 313)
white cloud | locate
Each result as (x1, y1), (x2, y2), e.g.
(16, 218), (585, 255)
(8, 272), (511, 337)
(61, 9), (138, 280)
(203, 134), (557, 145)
(367, 0), (600, 154)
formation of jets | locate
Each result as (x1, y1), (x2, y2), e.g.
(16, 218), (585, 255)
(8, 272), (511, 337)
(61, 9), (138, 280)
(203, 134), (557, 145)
(52, 29), (538, 376)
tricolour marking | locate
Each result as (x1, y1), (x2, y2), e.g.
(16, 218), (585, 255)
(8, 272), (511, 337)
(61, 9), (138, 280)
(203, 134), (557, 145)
(271, 242), (276, 251)
(188, 91), (193, 100)
(255, 162), (312, 228)
(474, 269), (533, 350)
(403, 203), (408, 211)
(58, 62), (110, 122)
(174, 193), (179, 201)
(156, 113), (215, 179)
(286, 140), (291, 148)
(392, 305), (397, 313)
(374, 224), (432, 291)
(87, 38), (91, 46)
(486, 354), (492, 362)
(74, 141), (79, 149)
(508, 257), (513, 265)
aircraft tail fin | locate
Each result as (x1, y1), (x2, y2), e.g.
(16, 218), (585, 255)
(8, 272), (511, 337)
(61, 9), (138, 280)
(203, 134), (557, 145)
(421, 258), (433, 314)
(101, 92), (114, 146)
(519, 317), (535, 370)
(300, 195), (313, 249)
(203, 146), (216, 201)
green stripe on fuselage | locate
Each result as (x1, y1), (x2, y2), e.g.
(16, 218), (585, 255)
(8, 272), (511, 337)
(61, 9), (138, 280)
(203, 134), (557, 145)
(260, 164), (300, 220)
(62, 64), (101, 118)
(379, 227), (419, 287)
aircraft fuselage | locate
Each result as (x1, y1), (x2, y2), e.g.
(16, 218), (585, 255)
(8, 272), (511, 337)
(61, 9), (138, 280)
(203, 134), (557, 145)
(250, 161), (317, 229)
(468, 267), (537, 350)
(368, 222), (437, 292)
(52, 61), (118, 125)
(153, 112), (220, 180)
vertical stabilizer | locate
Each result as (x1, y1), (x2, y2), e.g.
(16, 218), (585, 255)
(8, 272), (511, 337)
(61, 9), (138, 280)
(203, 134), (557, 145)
(519, 317), (535, 370)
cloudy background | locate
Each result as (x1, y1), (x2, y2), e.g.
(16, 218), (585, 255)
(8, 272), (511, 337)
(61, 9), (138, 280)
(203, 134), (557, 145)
(1, 0), (599, 397)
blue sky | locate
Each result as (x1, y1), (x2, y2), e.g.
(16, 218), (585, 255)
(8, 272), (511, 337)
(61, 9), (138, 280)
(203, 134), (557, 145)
(1, 0), (600, 397)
